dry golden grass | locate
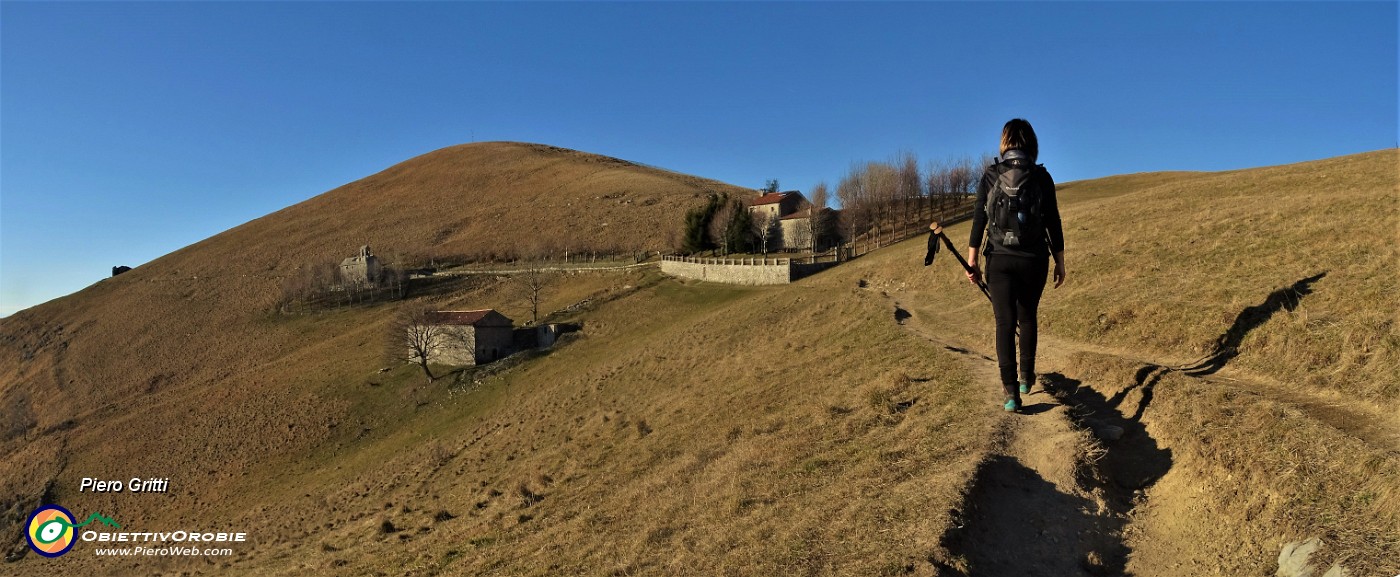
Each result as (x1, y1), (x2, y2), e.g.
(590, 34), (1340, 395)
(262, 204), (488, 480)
(0, 141), (754, 423)
(44, 268), (992, 576)
(0, 142), (995, 574)
(2, 146), (1395, 575)
(876, 149), (1399, 574)
(1067, 351), (1399, 576)
(0, 142), (753, 566)
(1044, 149), (1400, 402)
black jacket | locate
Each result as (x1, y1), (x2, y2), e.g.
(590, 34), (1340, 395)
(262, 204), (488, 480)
(969, 153), (1064, 258)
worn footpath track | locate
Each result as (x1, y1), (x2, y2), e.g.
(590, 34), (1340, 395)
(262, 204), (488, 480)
(884, 286), (1396, 576)
(890, 295), (1138, 576)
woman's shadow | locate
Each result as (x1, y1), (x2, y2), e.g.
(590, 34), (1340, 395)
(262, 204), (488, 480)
(1179, 272), (1326, 376)
(1045, 371), (1174, 493)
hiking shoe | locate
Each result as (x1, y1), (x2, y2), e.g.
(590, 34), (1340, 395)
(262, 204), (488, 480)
(1003, 398), (1017, 412)
(1018, 381), (1031, 395)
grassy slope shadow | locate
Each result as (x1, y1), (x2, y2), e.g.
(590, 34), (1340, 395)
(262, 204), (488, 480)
(1179, 272), (1326, 377)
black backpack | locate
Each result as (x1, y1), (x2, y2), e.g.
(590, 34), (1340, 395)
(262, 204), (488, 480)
(985, 150), (1045, 251)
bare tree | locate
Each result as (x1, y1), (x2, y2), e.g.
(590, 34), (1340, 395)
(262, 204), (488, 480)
(863, 161), (899, 248)
(513, 241), (552, 325)
(836, 168), (868, 255)
(925, 158), (948, 216)
(751, 211), (775, 255)
(946, 159), (972, 207)
(708, 198), (739, 255)
(277, 265), (317, 313)
(394, 307), (445, 384)
(277, 260), (358, 312)
(974, 152), (998, 197)
(808, 181), (829, 254)
(962, 156), (982, 195)
(896, 151), (921, 225)
(519, 261), (547, 326)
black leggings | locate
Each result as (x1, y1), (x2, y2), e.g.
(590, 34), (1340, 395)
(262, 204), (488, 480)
(985, 254), (1048, 393)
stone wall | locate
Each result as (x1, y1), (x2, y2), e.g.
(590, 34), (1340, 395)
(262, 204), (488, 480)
(428, 326), (477, 366)
(426, 325), (514, 366)
(660, 257), (793, 285)
(475, 326), (513, 362)
(791, 261), (840, 280)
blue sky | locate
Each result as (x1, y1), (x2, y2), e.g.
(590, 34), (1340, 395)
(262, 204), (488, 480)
(2, 1), (1395, 316)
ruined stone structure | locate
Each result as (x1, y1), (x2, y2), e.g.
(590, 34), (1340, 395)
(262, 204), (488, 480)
(340, 245), (382, 285)
(511, 323), (577, 351)
(534, 324), (563, 349)
(424, 309), (515, 365)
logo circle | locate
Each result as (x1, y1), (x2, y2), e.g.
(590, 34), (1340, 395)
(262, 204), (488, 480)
(26, 505), (77, 558)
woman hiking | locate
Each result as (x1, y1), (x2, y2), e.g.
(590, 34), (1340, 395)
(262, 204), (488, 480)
(966, 118), (1066, 412)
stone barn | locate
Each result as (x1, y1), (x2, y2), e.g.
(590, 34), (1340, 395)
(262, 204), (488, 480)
(425, 309), (515, 365)
(340, 245), (382, 285)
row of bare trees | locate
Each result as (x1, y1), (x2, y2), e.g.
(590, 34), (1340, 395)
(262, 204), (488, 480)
(278, 259), (409, 312)
(828, 151), (994, 254)
(402, 246), (651, 272)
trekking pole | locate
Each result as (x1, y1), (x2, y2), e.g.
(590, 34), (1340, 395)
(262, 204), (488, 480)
(924, 221), (991, 302)
(924, 222), (1021, 342)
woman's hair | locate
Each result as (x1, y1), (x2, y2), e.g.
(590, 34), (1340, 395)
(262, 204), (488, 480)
(1000, 118), (1038, 162)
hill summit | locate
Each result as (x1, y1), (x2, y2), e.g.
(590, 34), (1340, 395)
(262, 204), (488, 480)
(229, 141), (754, 268)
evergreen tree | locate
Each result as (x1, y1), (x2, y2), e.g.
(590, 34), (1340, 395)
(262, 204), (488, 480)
(726, 202), (754, 254)
(682, 194), (722, 253)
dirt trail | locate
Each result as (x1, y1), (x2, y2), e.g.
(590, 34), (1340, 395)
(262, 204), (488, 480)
(890, 299), (1142, 574)
(888, 287), (1397, 576)
(935, 351), (1132, 575)
(1032, 332), (1400, 454)
(888, 289), (1399, 456)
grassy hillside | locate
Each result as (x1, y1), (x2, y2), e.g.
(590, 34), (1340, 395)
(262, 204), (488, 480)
(1, 141), (755, 416)
(0, 142), (755, 565)
(1050, 149), (1399, 401)
(3, 243), (1002, 574)
(878, 148), (1399, 575)
(216, 271), (998, 576)
(2, 147), (1395, 575)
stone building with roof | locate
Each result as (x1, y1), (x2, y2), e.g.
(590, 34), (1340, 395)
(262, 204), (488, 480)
(424, 309), (515, 365)
(747, 191), (809, 253)
(340, 245), (382, 285)
(746, 191), (807, 221)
